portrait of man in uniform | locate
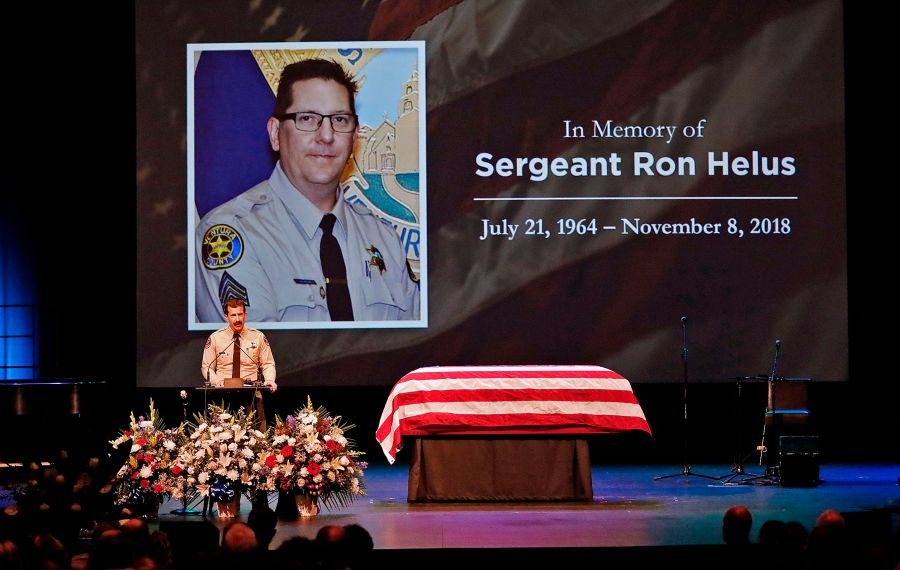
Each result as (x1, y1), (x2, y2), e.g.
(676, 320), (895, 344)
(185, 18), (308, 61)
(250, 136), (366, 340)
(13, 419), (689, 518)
(188, 43), (427, 330)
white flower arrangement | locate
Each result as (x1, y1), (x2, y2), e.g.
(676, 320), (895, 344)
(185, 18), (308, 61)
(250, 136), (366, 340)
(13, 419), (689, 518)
(108, 400), (185, 508)
(109, 397), (366, 515)
(175, 403), (274, 503)
(268, 396), (367, 511)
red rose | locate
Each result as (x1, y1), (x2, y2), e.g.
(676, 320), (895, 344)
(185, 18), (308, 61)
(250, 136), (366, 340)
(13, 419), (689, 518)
(124, 431), (131, 437)
(307, 463), (320, 476)
(152, 484), (163, 494)
(135, 453), (144, 461)
(265, 455), (277, 468)
(172, 465), (183, 476)
(325, 440), (337, 451)
(138, 438), (148, 446)
(131, 472), (140, 480)
(144, 454), (154, 463)
(140, 479), (150, 489)
(281, 445), (294, 458)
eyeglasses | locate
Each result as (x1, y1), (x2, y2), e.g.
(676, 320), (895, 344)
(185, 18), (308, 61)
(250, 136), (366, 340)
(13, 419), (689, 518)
(274, 111), (358, 133)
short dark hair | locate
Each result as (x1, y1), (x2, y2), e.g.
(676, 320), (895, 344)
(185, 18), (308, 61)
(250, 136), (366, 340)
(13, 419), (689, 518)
(247, 506), (277, 548)
(223, 298), (247, 314)
(341, 523), (373, 551)
(273, 58), (358, 117)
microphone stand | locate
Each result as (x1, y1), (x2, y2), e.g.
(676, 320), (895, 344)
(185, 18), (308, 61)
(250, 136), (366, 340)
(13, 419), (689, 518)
(181, 389), (189, 422)
(198, 335), (238, 429)
(759, 340), (782, 467)
(238, 343), (269, 432)
(238, 340), (271, 506)
(731, 340), (784, 486)
(201, 354), (220, 412)
(202, 336), (237, 387)
(238, 344), (262, 385)
(719, 375), (764, 483)
(171, 388), (203, 516)
(655, 317), (719, 481)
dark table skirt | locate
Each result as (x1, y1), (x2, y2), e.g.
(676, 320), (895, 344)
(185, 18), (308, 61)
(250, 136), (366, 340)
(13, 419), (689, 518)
(408, 437), (593, 501)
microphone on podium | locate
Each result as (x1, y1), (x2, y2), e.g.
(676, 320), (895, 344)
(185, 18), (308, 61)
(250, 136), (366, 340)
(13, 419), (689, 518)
(238, 343), (263, 387)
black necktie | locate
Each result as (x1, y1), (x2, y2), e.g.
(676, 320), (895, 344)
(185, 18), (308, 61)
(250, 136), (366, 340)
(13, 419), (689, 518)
(231, 333), (241, 379)
(319, 213), (354, 320)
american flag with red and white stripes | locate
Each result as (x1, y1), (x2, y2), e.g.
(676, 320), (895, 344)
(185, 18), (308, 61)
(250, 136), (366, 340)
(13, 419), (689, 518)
(376, 365), (651, 463)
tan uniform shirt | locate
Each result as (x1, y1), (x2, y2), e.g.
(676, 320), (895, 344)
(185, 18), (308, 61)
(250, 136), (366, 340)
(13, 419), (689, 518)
(195, 163), (420, 323)
(201, 327), (276, 389)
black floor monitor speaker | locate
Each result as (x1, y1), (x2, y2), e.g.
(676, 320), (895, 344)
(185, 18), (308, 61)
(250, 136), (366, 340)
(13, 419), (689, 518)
(779, 435), (819, 487)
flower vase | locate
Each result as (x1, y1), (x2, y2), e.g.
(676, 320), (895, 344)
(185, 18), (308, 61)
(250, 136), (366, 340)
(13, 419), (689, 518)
(295, 494), (319, 517)
(144, 499), (160, 520)
(216, 496), (240, 518)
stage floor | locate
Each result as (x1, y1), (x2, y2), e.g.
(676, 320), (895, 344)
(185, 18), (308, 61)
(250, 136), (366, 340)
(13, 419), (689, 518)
(157, 463), (900, 550)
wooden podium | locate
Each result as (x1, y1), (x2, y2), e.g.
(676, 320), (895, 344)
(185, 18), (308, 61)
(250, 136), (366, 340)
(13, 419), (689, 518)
(197, 384), (269, 430)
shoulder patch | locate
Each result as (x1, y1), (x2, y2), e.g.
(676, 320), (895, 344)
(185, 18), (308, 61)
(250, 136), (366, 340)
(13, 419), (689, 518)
(202, 224), (243, 269)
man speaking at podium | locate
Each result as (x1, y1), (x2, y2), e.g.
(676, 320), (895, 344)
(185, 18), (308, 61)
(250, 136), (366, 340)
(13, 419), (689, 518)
(201, 299), (277, 392)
